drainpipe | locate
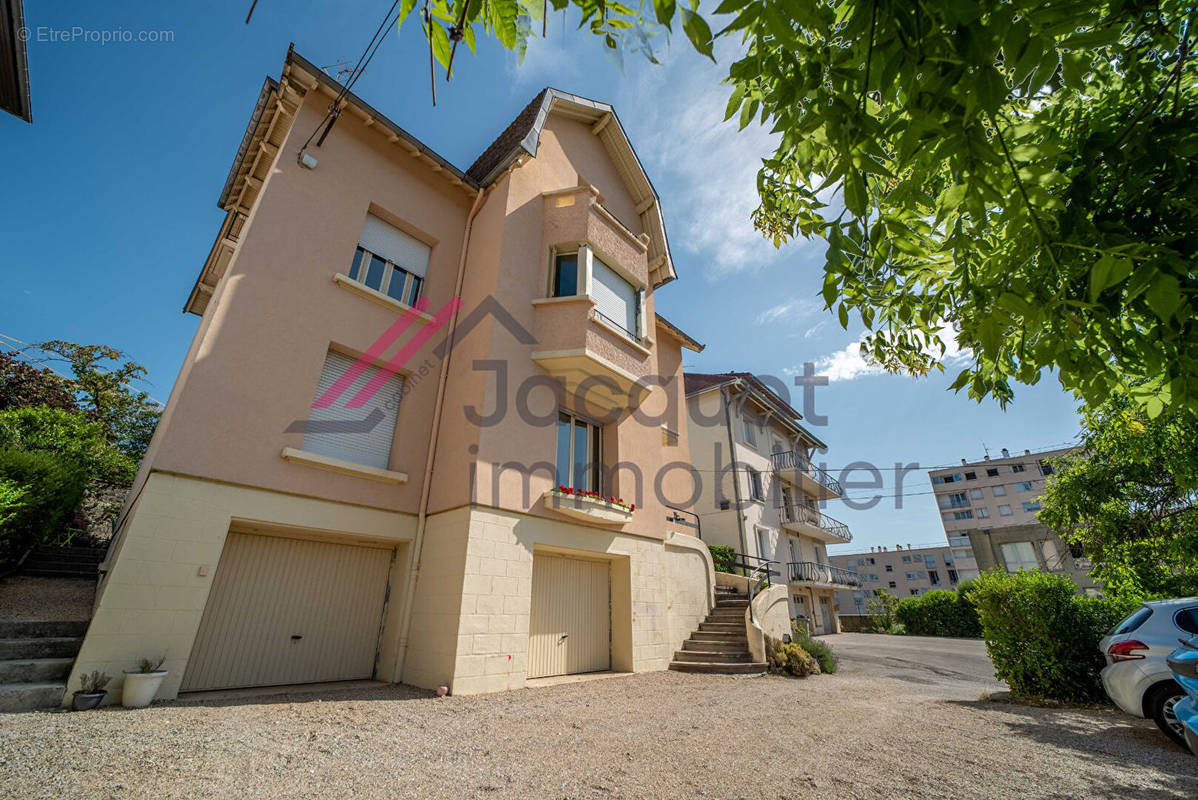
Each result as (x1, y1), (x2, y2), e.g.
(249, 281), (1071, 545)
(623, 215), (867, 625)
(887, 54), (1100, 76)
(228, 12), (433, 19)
(391, 184), (487, 682)
(721, 382), (748, 559)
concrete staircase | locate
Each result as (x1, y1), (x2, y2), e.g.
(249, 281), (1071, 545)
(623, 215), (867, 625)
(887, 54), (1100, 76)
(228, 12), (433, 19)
(0, 619), (87, 712)
(669, 586), (766, 675)
(20, 546), (106, 579)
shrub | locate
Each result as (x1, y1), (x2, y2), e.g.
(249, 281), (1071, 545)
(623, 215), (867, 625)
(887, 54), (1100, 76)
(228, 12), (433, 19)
(896, 588), (982, 637)
(0, 406), (136, 484)
(969, 570), (1142, 702)
(792, 628), (838, 673)
(765, 635), (818, 677)
(0, 449), (88, 570)
(708, 544), (737, 574)
(866, 588), (899, 631)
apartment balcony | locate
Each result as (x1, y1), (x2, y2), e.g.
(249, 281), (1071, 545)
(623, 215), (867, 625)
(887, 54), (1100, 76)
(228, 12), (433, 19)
(770, 450), (842, 499)
(777, 502), (853, 545)
(788, 561), (861, 589)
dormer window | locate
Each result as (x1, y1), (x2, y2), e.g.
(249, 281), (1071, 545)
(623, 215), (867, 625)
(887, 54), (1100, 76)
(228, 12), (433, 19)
(349, 214), (430, 307)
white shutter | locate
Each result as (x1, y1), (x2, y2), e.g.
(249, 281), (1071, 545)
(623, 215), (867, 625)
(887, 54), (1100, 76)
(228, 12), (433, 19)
(302, 351), (403, 470)
(591, 256), (638, 336)
(358, 214), (430, 278)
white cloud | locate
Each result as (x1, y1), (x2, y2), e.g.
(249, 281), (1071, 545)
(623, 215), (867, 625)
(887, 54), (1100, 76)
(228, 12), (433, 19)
(755, 298), (820, 326)
(812, 326), (970, 382)
(803, 320), (828, 339)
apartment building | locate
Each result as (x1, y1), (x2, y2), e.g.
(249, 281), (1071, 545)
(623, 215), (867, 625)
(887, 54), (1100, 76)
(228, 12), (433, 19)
(684, 372), (856, 635)
(67, 47), (718, 704)
(928, 446), (1100, 593)
(828, 539), (979, 614)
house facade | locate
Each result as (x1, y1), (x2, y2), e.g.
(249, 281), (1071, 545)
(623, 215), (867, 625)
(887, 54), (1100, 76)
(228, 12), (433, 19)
(828, 540), (980, 615)
(683, 372), (857, 635)
(68, 47), (716, 702)
(928, 446), (1099, 594)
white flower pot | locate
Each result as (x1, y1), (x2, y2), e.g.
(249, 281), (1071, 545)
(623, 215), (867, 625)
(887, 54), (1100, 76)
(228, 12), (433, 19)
(121, 671), (168, 708)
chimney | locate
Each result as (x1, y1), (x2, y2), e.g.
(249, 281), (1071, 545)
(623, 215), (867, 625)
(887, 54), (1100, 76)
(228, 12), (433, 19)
(984, 455), (990, 461)
(1024, 449), (1030, 455)
(896, 544), (902, 550)
(907, 543), (912, 550)
(1001, 447), (1010, 458)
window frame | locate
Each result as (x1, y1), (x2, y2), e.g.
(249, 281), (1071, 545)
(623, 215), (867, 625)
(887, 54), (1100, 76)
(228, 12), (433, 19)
(747, 467), (764, 502)
(550, 250), (580, 298)
(554, 409), (603, 494)
(348, 245), (425, 307)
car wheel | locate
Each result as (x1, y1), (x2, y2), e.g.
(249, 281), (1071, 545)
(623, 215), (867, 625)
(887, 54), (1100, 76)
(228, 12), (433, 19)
(1146, 682), (1188, 748)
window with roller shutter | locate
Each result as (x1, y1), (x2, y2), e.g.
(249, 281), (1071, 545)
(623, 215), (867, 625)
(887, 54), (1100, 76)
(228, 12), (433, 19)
(590, 254), (641, 339)
(301, 350), (404, 470)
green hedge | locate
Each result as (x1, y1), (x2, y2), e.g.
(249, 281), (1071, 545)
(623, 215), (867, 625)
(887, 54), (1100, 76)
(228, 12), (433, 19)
(0, 448), (88, 571)
(708, 544), (737, 574)
(0, 406), (136, 484)
(895, 582), (982, 638)
(969, 570), (1141, 702)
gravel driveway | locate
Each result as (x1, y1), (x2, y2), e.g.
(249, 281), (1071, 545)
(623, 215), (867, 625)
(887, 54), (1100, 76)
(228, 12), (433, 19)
(2, 634), (1194, 799)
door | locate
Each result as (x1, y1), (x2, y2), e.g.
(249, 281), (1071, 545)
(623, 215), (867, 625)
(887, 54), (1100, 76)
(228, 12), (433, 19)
(819, 595), (834, 634)
(181, 532), (394, 692)
(528, 553), (610, 679)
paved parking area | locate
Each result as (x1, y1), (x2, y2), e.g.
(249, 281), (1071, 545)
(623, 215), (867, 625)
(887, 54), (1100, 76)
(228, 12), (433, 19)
(1, 634), (1194, 799)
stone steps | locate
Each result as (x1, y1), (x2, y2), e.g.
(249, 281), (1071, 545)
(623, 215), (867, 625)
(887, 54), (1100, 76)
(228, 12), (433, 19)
(0, 637), (83, 660)
(0, 682), (67, 713)
(670, 589), (763, 675)
(672, 649), (753, 663)
(19, 546), (105, 580)
(668, 660), (767, 675)
(0, 620), (88, 639)
(0, 657), (73, 684)
(0, 618), (88, 712)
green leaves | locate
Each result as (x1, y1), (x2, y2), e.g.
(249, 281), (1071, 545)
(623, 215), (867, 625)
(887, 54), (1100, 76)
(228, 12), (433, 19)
(680, 7), (714, 61)
(1087, 254), (1132, 302)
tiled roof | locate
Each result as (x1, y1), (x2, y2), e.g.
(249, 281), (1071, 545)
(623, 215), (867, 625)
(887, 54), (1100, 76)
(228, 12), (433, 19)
(685, 371), (827, 448)
(465, 88), (548, 184)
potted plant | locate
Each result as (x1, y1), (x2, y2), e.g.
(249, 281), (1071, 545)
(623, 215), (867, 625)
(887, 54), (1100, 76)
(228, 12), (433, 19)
(122, 656), (168, 708)
(72, 671), (111, 711)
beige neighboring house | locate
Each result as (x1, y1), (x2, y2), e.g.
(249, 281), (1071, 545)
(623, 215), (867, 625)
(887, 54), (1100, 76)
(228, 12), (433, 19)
(928, 446), (1100, 594)
(828, 539), (980, 615)
(683, 372), (857, 635)
(68, 46), (719, 704)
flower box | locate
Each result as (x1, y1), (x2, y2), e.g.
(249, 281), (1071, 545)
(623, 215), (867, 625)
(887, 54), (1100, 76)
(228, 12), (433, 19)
(544, 487), (634, 525)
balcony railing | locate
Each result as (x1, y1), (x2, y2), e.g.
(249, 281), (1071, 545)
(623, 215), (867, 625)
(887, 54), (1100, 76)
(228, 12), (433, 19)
(778, 502), (853, 543)
(590, 307), (643, 344)
(770, 450), (843, 496)
(788, 561), (861, 588)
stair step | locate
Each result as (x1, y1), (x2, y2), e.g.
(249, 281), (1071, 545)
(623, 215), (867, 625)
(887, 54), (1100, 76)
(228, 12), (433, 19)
(699, 622), (744, 633)
(0, 658), (75, 684)
(668, 661), (767, 675)
(673, 649), (752, 663)
(0, 620), (89, 639)
(0, 637), (83, 660)
(19, 568), (98, 579)
(690, 631), (748, 643)
(682, 639), (750, 653)
(28, 548), (105, 563)
(716, 600), (749, 609)
(0, 681), (66, 713)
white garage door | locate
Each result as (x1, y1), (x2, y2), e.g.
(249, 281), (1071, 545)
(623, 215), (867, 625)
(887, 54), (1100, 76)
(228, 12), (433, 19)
(527, 553), (610, 679)
(181, 532), (393, 692)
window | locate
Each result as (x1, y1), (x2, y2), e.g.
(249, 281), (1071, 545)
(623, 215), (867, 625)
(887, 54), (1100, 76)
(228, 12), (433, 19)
(747, 467), (764, 501)
(992, 485), (1007, 496)
(976, 507), (990, 518)
(906, 572), (916, 580)
(953, 510), (973, 520)
(1109, 606), (1152, 635)
(969, 488), (983, 499)
(964, 471), (977, 480)
(998, 504), (1013, 516)
(755, 526), (772, 560)
(947, 492), (970, 508)
(1000, 541), (1039, 572)
(1039, 460), (1055, 476)
(1041, 539), (1064, 571)
(925, 555), (936, 565)
(1022, 501), (1042, 512)
(929, 570), (940, 585)
(901, 555), (912, 563)
(986, 467), (999, 477)
(1011, 464), (1026, 473)
(888, 581), (897, 589)
(932, 473), (963, 484)
(885, 564), (893, 572)
(555, 411), (602, 492)
(910, 588), (920, 596)
(301, 350), (404, 470)
(866, 557), (876, 565)
(350, 214), (430, 306)
(1175, 608), (1198, 635)
(948, 569), (958, 583)
(870, 574), (879, 581)
(591, 254), (642, 339)
(1015, 481), (1033, 492)
(552, 252), (579, 297)
(918, 571), (927, 578)
(742, 415), (758, 447)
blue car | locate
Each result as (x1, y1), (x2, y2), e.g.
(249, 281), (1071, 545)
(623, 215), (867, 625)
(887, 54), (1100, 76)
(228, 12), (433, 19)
(1166, 635), (1198, 755)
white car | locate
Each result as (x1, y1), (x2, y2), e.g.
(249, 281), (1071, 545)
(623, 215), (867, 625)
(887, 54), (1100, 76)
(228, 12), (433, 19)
(1099, 598), (1198, 747)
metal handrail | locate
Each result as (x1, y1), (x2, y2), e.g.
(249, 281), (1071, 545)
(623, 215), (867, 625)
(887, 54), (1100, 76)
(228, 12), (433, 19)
(788, 561), (861, 588)
(777, 503), (853, 543)
(664, 505), (701, 540)
(770, 450), (843, 496)
(747, 559), (779, 624)
(590, 308), (642, 343)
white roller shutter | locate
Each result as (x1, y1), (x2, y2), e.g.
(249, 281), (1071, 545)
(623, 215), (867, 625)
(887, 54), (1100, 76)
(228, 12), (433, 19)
(591, 256), (639, 337)
(301, 350), (403, 470)
(359, 214), (430, 278)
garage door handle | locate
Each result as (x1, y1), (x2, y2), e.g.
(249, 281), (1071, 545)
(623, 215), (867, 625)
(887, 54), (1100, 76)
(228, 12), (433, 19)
(559, 633), (568, 640)
(291, 635), (303, 640)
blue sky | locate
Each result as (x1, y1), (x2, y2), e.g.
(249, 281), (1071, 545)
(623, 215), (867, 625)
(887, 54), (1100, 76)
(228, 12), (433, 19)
(0, 1), (1082, 553)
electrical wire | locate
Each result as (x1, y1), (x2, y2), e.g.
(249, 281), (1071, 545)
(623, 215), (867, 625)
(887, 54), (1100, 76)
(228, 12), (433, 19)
(0, 333), (166, 407)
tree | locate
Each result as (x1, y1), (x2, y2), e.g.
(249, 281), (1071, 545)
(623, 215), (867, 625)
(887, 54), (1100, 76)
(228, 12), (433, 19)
(0, 351), (77, 412)
(397, 0), (1197, 416)
(866, 587), (899, 631)
(36, 341), (161, 463)
(1039, 390), (1198, 597)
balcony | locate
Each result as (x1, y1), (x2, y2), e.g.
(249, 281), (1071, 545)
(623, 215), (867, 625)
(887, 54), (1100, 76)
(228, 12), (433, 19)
(778, 502), (853, 544)
(771, 450), (842, 499)
(788, 561), (861, 589)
